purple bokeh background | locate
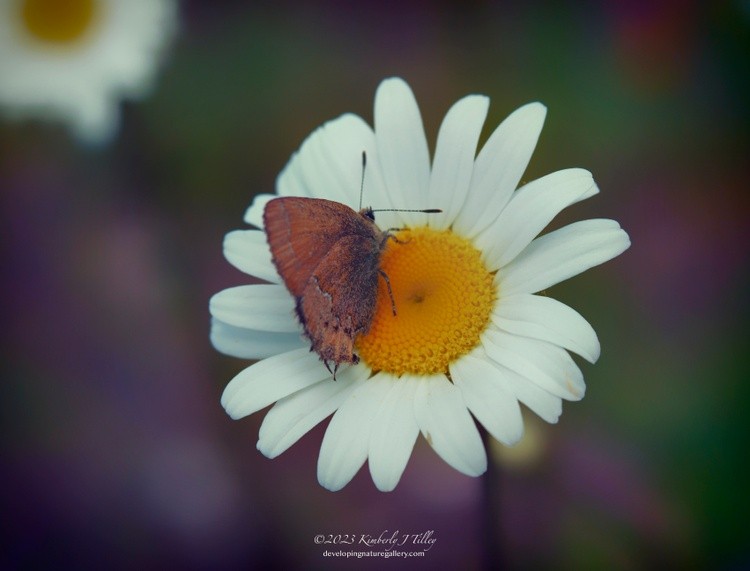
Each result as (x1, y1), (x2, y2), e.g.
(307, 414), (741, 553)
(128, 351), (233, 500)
(1, 2), (748, 569)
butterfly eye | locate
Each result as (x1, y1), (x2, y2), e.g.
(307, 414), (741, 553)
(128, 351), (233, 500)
(364, 208), (375, 221)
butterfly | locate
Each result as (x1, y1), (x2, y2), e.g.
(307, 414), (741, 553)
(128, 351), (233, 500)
(263, 153), (440, 378)
(264, 196), (391, 377)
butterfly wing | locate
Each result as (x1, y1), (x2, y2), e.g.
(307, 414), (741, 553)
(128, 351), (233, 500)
(264, 197), (362, 296)
(264, 196), (387, 371)
(297, 233), (382, 365)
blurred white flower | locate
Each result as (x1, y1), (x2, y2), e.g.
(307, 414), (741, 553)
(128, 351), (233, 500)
(0, 0), (177, 143)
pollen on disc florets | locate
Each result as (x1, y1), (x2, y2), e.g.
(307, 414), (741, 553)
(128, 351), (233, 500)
(357, 226), (496, 376)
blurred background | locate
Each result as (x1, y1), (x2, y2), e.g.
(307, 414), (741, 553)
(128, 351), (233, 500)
(1, 1), (748, 569)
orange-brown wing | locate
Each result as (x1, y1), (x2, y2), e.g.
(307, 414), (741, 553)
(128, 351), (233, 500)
(263, 197), (369, 296)
(296, 233), (382, 367)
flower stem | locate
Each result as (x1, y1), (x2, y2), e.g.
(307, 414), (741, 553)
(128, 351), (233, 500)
(480, 426), (504, 570)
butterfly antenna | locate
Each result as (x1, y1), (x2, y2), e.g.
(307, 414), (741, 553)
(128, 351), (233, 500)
(358, 151), (367, 211)
(359, 151), (441, 215)
(370, 208), (442, 214)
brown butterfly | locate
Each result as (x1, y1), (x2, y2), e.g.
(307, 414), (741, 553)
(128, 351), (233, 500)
(263, 154), (439, 378)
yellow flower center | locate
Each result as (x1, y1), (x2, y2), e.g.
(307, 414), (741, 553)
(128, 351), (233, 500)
(357, 227), (496, 376)
(20, 0), (100, 45)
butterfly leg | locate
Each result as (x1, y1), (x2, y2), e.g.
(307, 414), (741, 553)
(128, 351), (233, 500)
(380, 231), (411, 246)
(377, 269), (397, 316)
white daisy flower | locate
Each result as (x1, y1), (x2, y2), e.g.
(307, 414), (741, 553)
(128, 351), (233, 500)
(0, 0), (177, 143)
(211, 77), (631, 492)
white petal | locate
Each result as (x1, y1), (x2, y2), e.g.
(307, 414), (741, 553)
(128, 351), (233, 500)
(317, 373), (393, 491)
(374, 77), (431, 228)
(243, 194), (275, 229)
(221, 348), (331, 419)
(453, 102), (547, 237)
(492, 294), (600, 363)
(451, 352), (524, 446)
(223, 230), (280, 283)
(482, 329), (586, 401)
(210, 318), (304, 360)
(413, 375), (487, 477)
(276, 114), (362, 202)
(499, 219), (631, 296)
(478, 169), (599, 269)
(428, 95), (489, 230)
(271, 112), (396, 228)
(258, 364), (369, 458)
(284, 113), (385, 206)
(209, 285), (298, 333)
(368, 375), (420, 492)
(480, 356), (563, 424)
(467, 345), (563, 424)
(276, 138), (315, 198)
